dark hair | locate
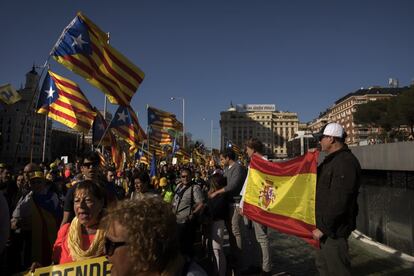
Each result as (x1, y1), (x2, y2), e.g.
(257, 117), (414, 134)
(133, 171), (150, 186)
(75, 180), (106, 202)
(105, 167), (116, 174)
(180, 167), (192, 177)
(208, 174), (227, 192)
(220, 148), (236, 161)
(81, 151), (100, 165)
(245, 138), (264, 155)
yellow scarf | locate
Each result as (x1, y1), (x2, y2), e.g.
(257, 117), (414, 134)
(67, 217), (105, 261)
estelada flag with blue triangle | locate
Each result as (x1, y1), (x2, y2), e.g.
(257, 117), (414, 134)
(109, 105), (146, 147)
(51, 12), (145, 106)
(37, 71), (96, 133)
(92, 110), (112, 146)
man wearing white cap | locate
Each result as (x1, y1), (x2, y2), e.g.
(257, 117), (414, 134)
(312, 123), (361, 276)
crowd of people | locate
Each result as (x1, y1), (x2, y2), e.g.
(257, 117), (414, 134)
(0, 143), (260, 276)
(0, 122), (361, 276)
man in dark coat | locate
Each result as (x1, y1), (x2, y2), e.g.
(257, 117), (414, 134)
(313, 123), (361, 276)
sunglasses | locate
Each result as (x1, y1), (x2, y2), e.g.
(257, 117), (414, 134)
(104, 237), (127, 256)
(319, 135), (333, 141)
(181, 175), (189, 178)
(82, 162), (98, 168)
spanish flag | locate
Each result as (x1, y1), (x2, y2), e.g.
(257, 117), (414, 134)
(241, 151), (319, 247)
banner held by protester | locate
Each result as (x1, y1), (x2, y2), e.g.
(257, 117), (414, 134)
(25, 256), (111, 276)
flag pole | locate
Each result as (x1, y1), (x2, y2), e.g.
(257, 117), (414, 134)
(96, 113), (116, 148)
(41, 115), (48, 162)
(13, 58), (50, 166)
(102, 96), (108, 153)
(146, 104), (150, 155)
(102, 32), (110, 154)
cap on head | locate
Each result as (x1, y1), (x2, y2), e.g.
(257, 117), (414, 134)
(323, 123), (346, 138)
(313, 122), (347, 141)
(29, 171), (45, 180)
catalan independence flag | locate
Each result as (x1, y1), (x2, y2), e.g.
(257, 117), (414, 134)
(111, 138), (124, 172)
(241, 151), (319, 247)
(92, 110), (112, 146)
(109, 105), (146, 147)
(37, 71), (96, 133)
(51, 12), (145, 106)
(150, 126), (173, 145)
(147, 106), (183, 131)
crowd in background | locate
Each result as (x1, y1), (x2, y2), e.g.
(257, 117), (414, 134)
(0, 139), (272, 276)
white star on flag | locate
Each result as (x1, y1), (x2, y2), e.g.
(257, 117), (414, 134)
(45, 86), (55, 99)
(71, 34), (87, 49)
(117, 110), (128, 122)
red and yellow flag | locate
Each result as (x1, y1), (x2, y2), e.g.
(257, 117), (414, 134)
(37, 71), (96, 133)
(241, 151), (319, 247)
(52, 12), (145, 106)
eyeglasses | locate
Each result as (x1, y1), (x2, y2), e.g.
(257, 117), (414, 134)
(104, 237), (127, 256)
(180, 174), (189, 178)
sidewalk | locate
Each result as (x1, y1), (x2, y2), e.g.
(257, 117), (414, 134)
(266, 229), (414, 276)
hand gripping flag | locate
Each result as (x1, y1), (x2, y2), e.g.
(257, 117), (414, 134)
(241, 151), (319, 247)
(109, 105), (146, 147)
(51, 12), (145, 106)
(0, 84), (22, 105)
(37, 71), (96, 133)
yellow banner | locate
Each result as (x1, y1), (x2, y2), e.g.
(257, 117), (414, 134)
(25, 256), (111, 276)
(244, 168), (316, 225)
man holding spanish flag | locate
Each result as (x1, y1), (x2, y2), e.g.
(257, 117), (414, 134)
(240, 122), (360, 276)
(313, 123), (361, 276)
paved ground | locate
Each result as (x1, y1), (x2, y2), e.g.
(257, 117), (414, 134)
(264, 229), (414, 275)
(198, 226), (414, 275)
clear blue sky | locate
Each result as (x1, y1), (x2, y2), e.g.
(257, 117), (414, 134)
(2, 0), (414, 149)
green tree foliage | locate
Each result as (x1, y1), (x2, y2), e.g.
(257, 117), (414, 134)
(354, 99), (389, 127)
(354, 87), (414, 140)
(396, 88), (414, 136)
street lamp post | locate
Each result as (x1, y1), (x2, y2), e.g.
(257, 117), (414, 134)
(170, 97), (185, 149)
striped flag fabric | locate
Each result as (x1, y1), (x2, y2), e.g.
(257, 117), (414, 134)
(109, 105), (146, 147)
(110, 138), (124, 172)
(37, 71), (96, 133)
(226, 140), (241, 155)
(150, 126), (173, 145)
(51, 12), (145, 106)
(241, 151), (319, 247)
(147, 106), (183, 131)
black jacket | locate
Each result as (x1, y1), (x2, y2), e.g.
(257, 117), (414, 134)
(316, 145), (361, 239)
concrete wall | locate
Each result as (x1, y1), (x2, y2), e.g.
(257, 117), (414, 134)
(350, 141), (414, 171)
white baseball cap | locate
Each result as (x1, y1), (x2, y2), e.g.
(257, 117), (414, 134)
(313, 122), (347, 140)
(323, 123), (346, 138)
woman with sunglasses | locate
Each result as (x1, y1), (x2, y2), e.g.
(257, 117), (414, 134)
(51, 180), (106, 264)
(104, 197), (207, 276)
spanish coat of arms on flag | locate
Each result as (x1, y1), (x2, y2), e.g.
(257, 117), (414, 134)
(241, 151), (319, 247)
